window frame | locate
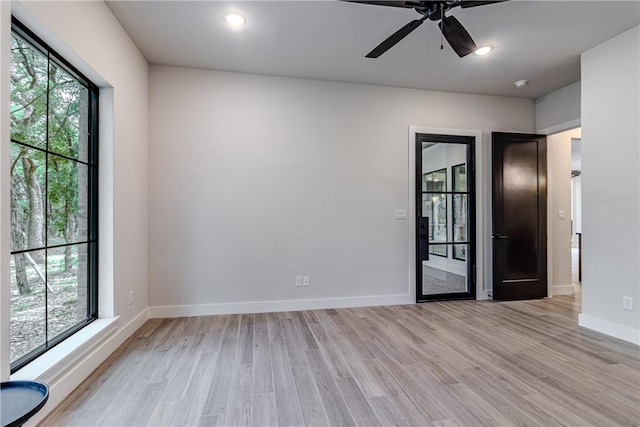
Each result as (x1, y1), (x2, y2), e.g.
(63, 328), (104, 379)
(9, 18), (99, 373)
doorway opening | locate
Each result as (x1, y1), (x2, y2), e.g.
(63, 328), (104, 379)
(571, 137), (582, 291)
(545, 126), (581, 300)
(415, 133), (476, 302)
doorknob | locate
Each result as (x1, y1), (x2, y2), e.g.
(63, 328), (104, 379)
(492, 235), (509, 239)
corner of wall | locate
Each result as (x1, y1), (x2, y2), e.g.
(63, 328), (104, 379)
(535, 81), (581, 134)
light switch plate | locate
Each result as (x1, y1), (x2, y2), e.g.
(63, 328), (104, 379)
(302, 276), (310, 287)
(623, 296), (633, 311)
(296, 276), (303, 287)
(557, 210), (566, 220)
(395, 210), (408, 220)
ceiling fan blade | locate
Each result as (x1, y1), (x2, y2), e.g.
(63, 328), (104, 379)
(343, 0), (422, 8)
(366, 19), (425, 58)
(459, 1), (507, 9)
(438, 15), (477, 57)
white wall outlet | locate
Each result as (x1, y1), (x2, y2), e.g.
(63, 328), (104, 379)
(302, 276), (310, 287)
(623, 296), (633, 311)
(128, 291), (134, 305)
(296, 276), (303, 287)
(395, 209), (408, 220)
(557, 210), (566, 220)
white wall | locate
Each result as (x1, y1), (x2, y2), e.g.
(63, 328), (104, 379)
(0, 0), (150, 419)
(536, 81), (581, 134)
(547, 128), (580, 296)
(149, 65), (535, 315)
(580, 25), (640, 344)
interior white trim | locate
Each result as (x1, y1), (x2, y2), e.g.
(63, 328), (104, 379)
(479, 290), (492, 300)
(408, 126), (486, 300)
(578, 313), (640, 345)
(149, 294), (413, 319)
(11, 317), (119, 384)
(20, 309), (149, 425)
(552, 284), (576, 296)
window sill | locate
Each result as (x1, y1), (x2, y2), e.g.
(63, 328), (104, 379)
(11, 317), (119, 383)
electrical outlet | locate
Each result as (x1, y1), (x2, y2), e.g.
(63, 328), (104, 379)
(296, 276), (303, 287)
(128, 291), (134, 305)
(303, 276), (310, 287)
(623, 296), (633, 311)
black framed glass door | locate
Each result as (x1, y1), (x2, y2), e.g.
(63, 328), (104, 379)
(416, 134), (476, 302)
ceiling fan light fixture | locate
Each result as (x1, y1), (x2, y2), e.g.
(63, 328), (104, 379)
(224, 11), (246, 27)
(474, 45), (493, 56)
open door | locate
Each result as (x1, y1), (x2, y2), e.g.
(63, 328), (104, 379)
(492, 132), (547, 300)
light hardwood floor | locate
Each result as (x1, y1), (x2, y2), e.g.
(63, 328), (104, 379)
(44, 295), (640, 426)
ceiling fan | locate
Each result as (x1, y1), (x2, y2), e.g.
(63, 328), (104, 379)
(346, 1), (507, 58)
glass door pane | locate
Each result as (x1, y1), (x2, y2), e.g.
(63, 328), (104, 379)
(417, 137), (474, 300)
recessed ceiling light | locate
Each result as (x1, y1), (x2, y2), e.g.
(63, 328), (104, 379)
(474, 46), (493, 56)
(514, 79), (528, 88)
(224, 11), (246, 27)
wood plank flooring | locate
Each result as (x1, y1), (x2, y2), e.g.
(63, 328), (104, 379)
(43, 295), (640, 426)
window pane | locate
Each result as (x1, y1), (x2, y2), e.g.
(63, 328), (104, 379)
(10, 33), (48, 149)
(453, 244), (467, 261)
(10, 250), (47, 363)
(423, 194), (447, 243)
(47, 244), (88, 339)
(10, 143), (46, 252)
(453, 194), (468, 242)
(422, 196), (433, 223)
(422, 263), (466, 295)
(428, 243), (448, 258)
(48, 62), (89, 162)
(453, 164), (467, 192)
(47, 155), (89, 246)
(424, 169), (447, 192)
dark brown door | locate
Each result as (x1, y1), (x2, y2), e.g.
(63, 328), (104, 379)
(492, 132), (547, 300)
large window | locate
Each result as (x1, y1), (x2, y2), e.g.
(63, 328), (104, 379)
(9, 19), (98, 372)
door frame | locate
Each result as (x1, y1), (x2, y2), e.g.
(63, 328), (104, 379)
(415, 133), (476, 302)
(408, 127), (486, 302)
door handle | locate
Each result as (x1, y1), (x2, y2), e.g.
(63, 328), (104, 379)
(492, 235), (509, 240)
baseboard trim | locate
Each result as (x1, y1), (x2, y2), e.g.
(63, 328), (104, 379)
(477, 289), (492, 300)
(149, 294), (414, 318)
(28, 308), (150, 426)
(553, 284), (575, 296)
(578, 313), (640, 345)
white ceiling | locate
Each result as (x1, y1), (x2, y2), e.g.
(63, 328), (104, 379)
(106, 0), (640, 99)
